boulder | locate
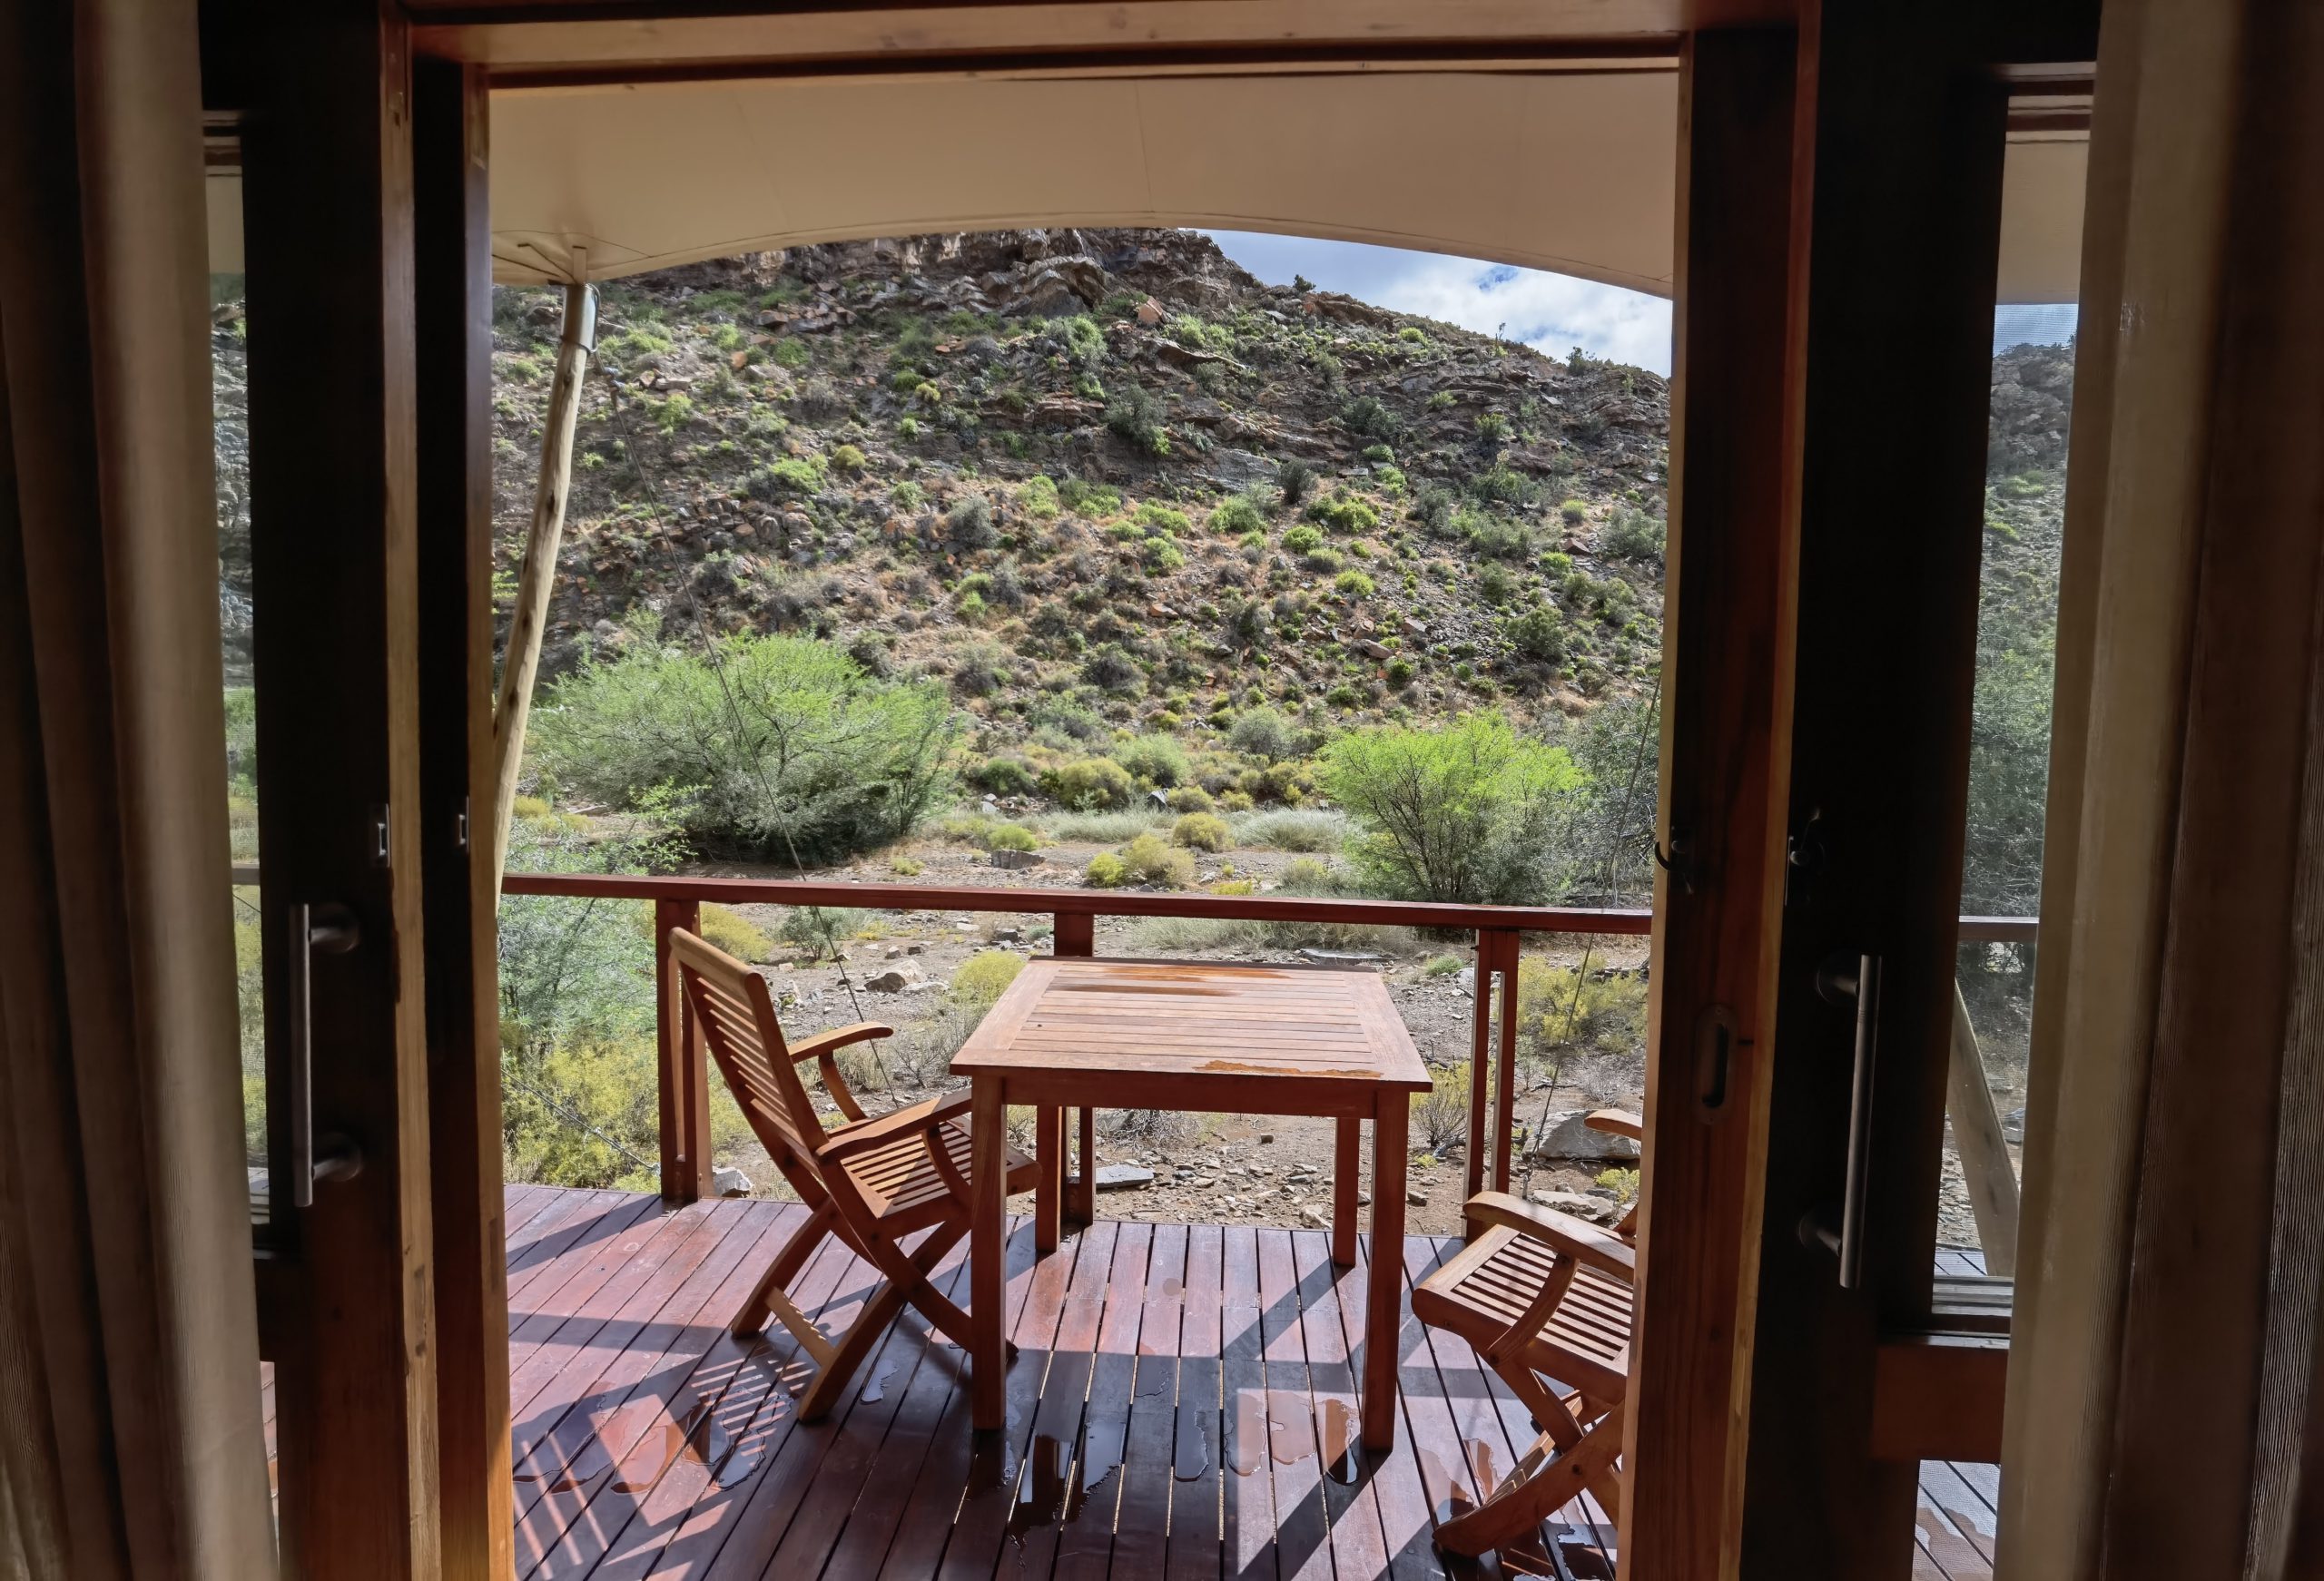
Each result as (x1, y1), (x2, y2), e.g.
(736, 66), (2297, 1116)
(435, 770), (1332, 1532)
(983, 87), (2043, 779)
(1526, 1189), (1622, 1226)
(713, 1164), (754, 1198)
(1532, 1110), (1641, 1162)
(863, 967), (921, 993)
(990, 849), (1044, 870)
(1093, 1164), (1154, 1193)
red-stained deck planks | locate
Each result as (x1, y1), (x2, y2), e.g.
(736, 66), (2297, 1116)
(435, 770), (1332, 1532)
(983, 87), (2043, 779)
(259, 1188), (1999, 1580)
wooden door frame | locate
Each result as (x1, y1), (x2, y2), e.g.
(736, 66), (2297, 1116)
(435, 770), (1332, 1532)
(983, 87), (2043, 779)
(240, 2), (442, 1575)
(414, 53), (517, 1581)
(1622, 25), (1805, 1581)
(1737, 5), (2010, 1577)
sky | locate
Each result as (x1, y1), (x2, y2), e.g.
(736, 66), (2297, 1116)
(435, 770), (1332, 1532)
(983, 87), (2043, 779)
(1204, 230), (2081, 371)
(1203, 230), (1676, 375)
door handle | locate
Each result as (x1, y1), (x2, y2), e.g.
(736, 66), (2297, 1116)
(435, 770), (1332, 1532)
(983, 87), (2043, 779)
(285, 901), (365, 1208)
(1800, 952), (1880, 1290)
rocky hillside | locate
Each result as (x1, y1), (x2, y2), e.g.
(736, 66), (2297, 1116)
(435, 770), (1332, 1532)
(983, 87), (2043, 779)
(480, 229), (1672, 740)
(209, 231), (2073, 776)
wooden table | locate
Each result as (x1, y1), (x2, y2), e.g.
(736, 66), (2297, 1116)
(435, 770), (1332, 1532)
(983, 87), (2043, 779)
(950, 957), (1432, 1449)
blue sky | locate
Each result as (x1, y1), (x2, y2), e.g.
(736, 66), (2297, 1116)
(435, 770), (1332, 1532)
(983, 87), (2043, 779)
(1204, 230), (1676, 374)
(1204, 231), (2080, 372)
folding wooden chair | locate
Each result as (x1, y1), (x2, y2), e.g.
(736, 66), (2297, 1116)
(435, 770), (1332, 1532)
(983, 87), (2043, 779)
(669, 928), (1039, 1421)
(1412, 1177), (1635, 1557)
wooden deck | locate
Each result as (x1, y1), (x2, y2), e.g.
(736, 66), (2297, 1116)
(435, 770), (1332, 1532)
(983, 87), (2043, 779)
(263, 1187), (2001, 1578)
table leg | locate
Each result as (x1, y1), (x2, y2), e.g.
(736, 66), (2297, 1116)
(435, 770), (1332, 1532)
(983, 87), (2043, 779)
(970, 1075), (1009, 1431)
(1332, 1116), (1361, 1268)
(1364, 1091), (1409, 1450)
(1068, 1105), (1098, 1223)
(1034, 1103), (1062, 1253)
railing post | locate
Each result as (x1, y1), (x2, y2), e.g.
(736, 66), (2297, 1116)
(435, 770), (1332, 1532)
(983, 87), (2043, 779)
(1053, 910), (1098, 1224)
(655, 898), (711, 1203)
(1463, 928), (1522, 1213)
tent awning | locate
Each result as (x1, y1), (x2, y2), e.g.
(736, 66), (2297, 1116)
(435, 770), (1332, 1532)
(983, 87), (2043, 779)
(206, 68), (2084, 304)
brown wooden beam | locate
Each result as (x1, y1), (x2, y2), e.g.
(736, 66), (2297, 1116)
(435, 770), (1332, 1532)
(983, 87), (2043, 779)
(1622, 25), (1803, 1581)
(413, 51), (516, 1581)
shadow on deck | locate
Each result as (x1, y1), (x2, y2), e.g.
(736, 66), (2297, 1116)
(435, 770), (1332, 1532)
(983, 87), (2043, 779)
(263, 1186), (2000, 1579)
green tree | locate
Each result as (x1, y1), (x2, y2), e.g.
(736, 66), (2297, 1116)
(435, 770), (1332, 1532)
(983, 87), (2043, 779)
(1320, 715), (1584, 904)
(532, 634), (958, 865)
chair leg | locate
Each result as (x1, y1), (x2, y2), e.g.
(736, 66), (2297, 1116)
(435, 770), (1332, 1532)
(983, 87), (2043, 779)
(795, 1279), (911, 1422)
(732, 1200), (836, 1338)
(1433, 1402), (1625, 1559)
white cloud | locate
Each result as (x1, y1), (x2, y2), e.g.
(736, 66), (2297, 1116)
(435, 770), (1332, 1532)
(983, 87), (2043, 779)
(1204, 231), (1673, 375)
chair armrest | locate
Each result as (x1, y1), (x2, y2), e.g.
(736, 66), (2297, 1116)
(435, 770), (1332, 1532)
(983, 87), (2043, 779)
(1585, 1108), (1644, 1143)
(787, 1022), (896, 1064)
(816, 1088), (974, 1163)
(1462, 1192), (1636, 1282)
(790, 1022), (894, 1124)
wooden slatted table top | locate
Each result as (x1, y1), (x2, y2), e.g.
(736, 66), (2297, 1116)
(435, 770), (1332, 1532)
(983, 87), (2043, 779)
(950, 957), (1432, 1091)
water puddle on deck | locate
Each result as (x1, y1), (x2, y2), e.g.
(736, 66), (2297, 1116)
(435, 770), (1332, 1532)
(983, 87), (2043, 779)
(513, 1435), (612, 1493)
(1172, 1403), (1212, 1482)
(610, 1398), (731, 1495)
(860, 1360), (899, 1403)
(1005, 1433), (1074, 1543)
(1317, 1399), (1364, 1486)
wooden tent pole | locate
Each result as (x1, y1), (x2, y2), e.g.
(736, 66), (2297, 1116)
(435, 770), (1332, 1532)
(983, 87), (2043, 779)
(490, 271), (593, 889)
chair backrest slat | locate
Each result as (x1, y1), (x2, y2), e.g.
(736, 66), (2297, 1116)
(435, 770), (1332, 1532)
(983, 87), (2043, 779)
(670, 928), (826, 1167)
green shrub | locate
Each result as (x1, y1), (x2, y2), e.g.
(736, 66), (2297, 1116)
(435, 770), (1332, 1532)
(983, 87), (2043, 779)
(1335, 569), (1375, 598)
(1210, 496), (1267, 535)
(1468, 516), (1532, 561)
(1479, 565), (1517, 604)
(1046, 809), (1164, 842)
(1113, 733), (1190, 787)
(1308, 495), (1379, 535)
(1118, 832), (1197, 887)
(1279, 855), (1339, 893)
(965, 756), (1039, 797)
(946, 495), (997, 549)
(1469, 465), (1532, 506)
(1602, 506), (1666, 562)
(749, 456), (826, 496)
(1143, 536), (1187, 573)
(1232, 809), (1348, 852)
(1278, 459), (1317, 507)
(1106, 381), (1170, 456)
(1171, 811), (1231, 852)
(1516, 959), (1648, 1057)
(1560, 498), (1590, 524)
(532, 634), (956, 866)
(1362, 443), (1397, 463)
(1506, 607), (1567, 663)
(951, 949), (1028, 1007)
(1228, 707), (1301, 762)
(891, 479), (925, 512)
(1167, 785), (1216, 813)
(1423, 954), (1466, 977)
(1080, 645), (1145, 696)
(1385, 656), (1416, 689)
(831, 443), (867, 473)
(1319, 714), (1584, 904)
(986, 822), (1039, 852)
(1218, 790), (1256, 813)
(1020, 474), (1061, 518)
(697, 902), (773, 962)
(1044, 757), (1137, 810)
(772, 338), (811, 368)
(1282, 525), (1324, 555)
(1059, 477), (1123, 517)
(1059, 315), (1107, 369)
(1085, 850), (1128, 887)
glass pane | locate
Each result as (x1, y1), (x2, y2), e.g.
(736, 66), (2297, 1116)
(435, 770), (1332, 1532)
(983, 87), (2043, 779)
(210, 182), (266, 1221)
(1935, 304), (2076, 1294)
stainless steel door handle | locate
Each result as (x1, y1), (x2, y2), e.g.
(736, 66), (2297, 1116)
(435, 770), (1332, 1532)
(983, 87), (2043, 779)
(1812, 952), (1881, 1290)
(286, 900), (365, 1208)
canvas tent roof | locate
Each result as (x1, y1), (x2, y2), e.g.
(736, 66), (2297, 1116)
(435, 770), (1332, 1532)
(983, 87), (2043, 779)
(206, 67), (2085, 302)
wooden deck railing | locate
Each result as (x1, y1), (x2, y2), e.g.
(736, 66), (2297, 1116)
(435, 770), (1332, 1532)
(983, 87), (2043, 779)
(493, 869), (2038, 1210)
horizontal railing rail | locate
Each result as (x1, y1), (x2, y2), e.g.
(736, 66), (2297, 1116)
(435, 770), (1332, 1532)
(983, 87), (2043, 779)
(230, 862), (2037, 1203)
